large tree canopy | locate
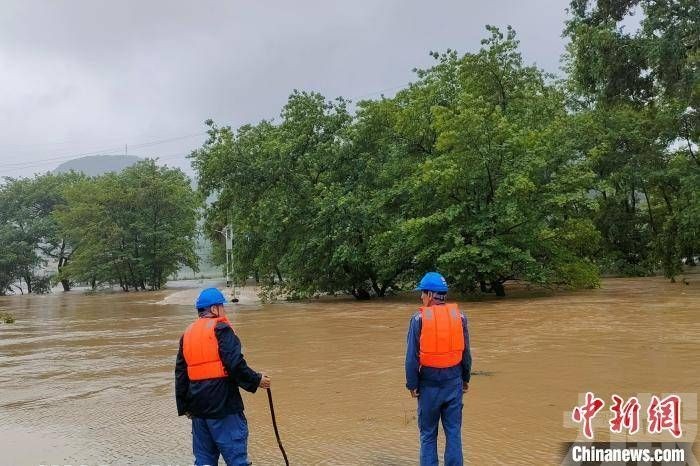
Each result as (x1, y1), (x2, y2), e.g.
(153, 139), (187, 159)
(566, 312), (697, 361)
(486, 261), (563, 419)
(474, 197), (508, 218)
(193, 26), (602, 298)
(55, 160), (200, 291)
(194, 4), (697, 298)
(0, 172), (82, 295)
(565, 0), (699, 279)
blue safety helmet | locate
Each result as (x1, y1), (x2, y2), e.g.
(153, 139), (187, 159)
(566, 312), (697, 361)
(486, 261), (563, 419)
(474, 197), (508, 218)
(415, 272), (449, 293)
(195, 287), (227, 310)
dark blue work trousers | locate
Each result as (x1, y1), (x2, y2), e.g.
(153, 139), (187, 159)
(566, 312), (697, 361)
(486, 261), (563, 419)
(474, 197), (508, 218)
(192, 413), (250, 466)
(417, 378), (464, 466)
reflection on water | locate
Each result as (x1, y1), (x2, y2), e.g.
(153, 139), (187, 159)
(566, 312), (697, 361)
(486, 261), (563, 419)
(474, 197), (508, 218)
(0, 277), (698, 465)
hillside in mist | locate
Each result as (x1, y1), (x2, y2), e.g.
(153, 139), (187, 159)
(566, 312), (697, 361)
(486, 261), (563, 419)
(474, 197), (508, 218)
(54, 155), (142, 176)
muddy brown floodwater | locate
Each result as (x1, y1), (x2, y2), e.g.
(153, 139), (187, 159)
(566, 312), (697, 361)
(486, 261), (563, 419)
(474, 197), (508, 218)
(1, 276), (699, 465)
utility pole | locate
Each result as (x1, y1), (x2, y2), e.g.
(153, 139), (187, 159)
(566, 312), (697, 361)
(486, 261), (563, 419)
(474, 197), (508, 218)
(216, 225), (233, 288)
(225, 224), (232, 288)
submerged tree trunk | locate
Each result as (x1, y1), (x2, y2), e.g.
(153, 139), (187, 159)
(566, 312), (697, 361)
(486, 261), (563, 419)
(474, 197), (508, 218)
(479, 280), (488, 293)
(479, 279), (506, 296)
(351, 287), (371, 300)
(23, 274), (32, 294)
(491, 280), (506, 297)
(641, 184), (657, 236)
(370, 277), (382, 297)
(275, 266), (284, 284)
(57, 240), (72, 291)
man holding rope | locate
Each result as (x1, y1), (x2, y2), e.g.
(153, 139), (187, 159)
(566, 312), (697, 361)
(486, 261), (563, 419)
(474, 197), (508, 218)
(175, 287), (271, 466)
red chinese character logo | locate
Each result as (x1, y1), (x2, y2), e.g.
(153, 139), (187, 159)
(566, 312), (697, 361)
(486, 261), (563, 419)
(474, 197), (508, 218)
(572, 392), (605, 439)
(647, 394), (682, 438)
(609, 395), (640, 434)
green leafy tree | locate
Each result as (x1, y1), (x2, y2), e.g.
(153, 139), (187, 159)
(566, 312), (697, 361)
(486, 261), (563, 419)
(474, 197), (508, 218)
(352, 27), (600, 296)
(0, 178), (43, 294)
(0, 224), (37, 295)
(56, 160), (200, 290)
(0, 173), (81, 294)
(565, 0), (699, 279)
(194, 27), (602, 297)
(193, 93), (409, 298)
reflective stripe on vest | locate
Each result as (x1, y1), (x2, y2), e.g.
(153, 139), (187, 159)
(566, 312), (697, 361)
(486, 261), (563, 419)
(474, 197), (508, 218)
(419, 302), (465, 369)
(182, 316), (233, 381)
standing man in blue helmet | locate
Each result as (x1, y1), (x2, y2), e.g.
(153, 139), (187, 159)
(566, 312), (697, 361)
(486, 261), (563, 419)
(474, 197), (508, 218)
(405, 272), (472, 466)
(175, 287), (271, 466)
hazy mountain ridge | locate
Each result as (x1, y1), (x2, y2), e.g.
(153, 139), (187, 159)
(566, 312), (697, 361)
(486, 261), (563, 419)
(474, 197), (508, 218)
(54, 154), (142, 176)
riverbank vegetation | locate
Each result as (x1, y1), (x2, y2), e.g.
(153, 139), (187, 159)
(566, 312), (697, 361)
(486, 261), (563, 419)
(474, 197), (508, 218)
(192, 0), (698, 298)
(0, 160), (199, 294)
(0, 172), (80, 295)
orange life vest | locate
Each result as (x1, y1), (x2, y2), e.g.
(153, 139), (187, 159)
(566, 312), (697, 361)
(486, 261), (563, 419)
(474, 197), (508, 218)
(183, 316), (234, 381)
(419, 303), (465, 368)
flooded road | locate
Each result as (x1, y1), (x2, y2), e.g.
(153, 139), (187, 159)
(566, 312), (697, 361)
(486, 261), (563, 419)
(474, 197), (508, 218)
(1, 276), (699, 465)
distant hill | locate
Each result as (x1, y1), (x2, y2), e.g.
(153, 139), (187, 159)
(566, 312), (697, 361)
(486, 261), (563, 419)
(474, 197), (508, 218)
(54, 155), (142, 176)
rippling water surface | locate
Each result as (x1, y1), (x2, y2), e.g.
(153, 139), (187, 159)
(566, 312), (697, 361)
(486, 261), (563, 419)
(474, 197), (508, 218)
(1, 276), (698, 465)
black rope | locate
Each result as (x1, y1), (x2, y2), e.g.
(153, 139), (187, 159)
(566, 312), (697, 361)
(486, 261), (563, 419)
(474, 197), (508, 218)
(266, 388), (290, 465)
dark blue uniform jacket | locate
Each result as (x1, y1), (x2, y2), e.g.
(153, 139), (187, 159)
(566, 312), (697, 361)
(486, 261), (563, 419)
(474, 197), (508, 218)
(175, 319), (262, 418)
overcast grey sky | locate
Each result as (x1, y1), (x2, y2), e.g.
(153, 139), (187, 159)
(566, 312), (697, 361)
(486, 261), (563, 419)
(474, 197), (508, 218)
(0, 0), (573, 178)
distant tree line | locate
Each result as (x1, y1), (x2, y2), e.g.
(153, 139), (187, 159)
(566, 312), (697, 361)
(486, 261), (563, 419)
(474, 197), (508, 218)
(0, 160), (200, 295)
(192, 0), (698, 298)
